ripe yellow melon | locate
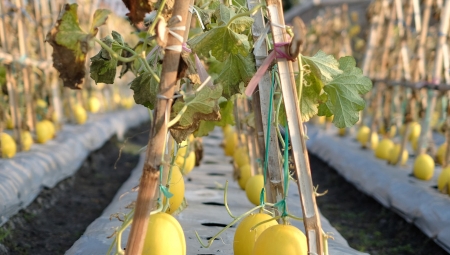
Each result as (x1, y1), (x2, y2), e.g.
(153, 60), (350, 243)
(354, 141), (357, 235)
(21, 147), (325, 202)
(6, 118), (13, 129)
(238, 164), (252, 190)
(437, 166), (450, 192)
(224, 132), (238, 156)
(36, 121), (52, 144)
(338, 128), (346, 136)
(252, 224), (307, 255)
(162, 166), (185, 214)
(73, 104), (87, 124)
(436, 143), (447, 165)
(234, 146), (249, 167)
(21, 131), (33, 151)
(88, 97), (101, 113)
(375, 138), (394, 160)
(182, 151), (196, 175)
(1, 132), (16, 158)
(388, 144), (408, 165)
(356, 126), (370, 145)
(142, 212), (186, 255)
(233, 213), (278, 255)
(380, 125), (397, 138)
(245, 175), (265, 206)
(370, 132), (379, 150)
(413, 154), (435, 181)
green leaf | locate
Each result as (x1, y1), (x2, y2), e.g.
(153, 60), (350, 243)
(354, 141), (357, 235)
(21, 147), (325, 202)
(298, 71), (327, 121)
(302, 50), (342, 83)
(318, 56), (372, 128)
(89, 9), (111, 35)
(170, 84), (222, 143)
(129, 72), (159, 109)
(229, 16), (254, 33)
(90, 32), (124, 84)
(217, 99), (235, 127)
(215, 4), (234, 25)
(194, 121), (217, 137)
(217, 53), (255, 98)
(188, 25), (250, 61)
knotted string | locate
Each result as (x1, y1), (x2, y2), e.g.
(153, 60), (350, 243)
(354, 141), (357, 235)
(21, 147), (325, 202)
(245, 42), (295, 97)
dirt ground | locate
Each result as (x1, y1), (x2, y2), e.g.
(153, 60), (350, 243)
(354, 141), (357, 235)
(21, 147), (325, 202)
(310, 154), (448, 255)
(0, 123), (150, 255)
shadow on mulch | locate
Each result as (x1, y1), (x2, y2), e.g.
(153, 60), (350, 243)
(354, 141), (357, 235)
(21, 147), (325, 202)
(0, 122), (150, 255)
(310, 154), (448, 255)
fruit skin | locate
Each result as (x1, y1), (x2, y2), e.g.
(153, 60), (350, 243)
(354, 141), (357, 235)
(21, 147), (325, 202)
(21, 131), (33, 151)
(182, 151), (196, 174)
(42, 120), (56, 138)
(379, 125), (397, 138)
(252, 224), (307, 255)
(413, 154), (435, 181)
(36, 121), (52, 144)
(245, 175), (265, 206)
(357, 126), (378, 149)
(175, 146), (196, 175)
(338, 128), (346, 136)
(437, 166), (450, 192)
(233, 213), (278, 255)
(1, 132), (17, 158)
(88, 97), (101, 113)
(73, 104), (87, 124)
(224, 132), (238, 156)
(388, 144), (408, 165)
(234, 146), (249, 168)
(6, 118), (13, 129)
(436, 143), (447, 165)
(401, 122), (421, 141)
(238, 164), (252, 190)
(162, 166), (185, 214)
(142, 212), (186, 255)
(375, 138), (394, 160)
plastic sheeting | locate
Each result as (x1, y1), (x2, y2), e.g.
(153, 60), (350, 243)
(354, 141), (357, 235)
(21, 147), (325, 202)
(305, 124), (450, 253)
(0, 106), (150, 226)
(66, 128), (368, 255)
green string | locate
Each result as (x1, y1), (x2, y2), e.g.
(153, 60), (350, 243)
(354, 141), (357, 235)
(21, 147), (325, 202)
(274, 123), (289, 218)
(260, 65), (277, 206)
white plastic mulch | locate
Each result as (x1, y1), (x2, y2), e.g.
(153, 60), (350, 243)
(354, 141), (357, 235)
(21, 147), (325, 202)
(305, 124), (450, 253)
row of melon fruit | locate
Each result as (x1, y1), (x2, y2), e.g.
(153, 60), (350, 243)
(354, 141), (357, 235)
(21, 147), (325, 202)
(352, 122), (450, 195)
(0, 96), (136, 159)
(220, 125), (308, 255)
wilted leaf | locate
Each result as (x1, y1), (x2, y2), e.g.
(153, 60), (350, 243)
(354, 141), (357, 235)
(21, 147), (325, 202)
(170, 84), (222, 143)
(122, 0), (154, 24)
(46, 3), (110, 89)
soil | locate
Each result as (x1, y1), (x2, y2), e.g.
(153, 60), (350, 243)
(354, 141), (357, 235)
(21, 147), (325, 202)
(310, 154), (448, 255)
(0, 123), (150, 255)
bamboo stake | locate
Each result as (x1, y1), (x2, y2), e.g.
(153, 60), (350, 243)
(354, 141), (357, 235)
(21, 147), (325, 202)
(247, 0), (284, 209)
(16, 0), (36, 132)
(265, 1), (324, 254)
(0, 0), (22, 151)
(418, 0), (450, 156)
(124, 1), (191, 254)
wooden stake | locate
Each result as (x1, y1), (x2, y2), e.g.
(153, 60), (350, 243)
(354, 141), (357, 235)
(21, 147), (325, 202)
(124, 1), (191, 254)
(418, 0), (450, 156)
(247, 0), (284, 208)
(265, 1), (324, 253)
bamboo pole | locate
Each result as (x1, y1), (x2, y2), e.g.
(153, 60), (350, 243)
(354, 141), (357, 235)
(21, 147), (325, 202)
(247, 0), (284, 209)
(265, 0), (324, 253)
(418, 0), (450, 156)
(0, 0), (22, 151)
(16, 0), (36, 132)
(124, 1), (191, 254)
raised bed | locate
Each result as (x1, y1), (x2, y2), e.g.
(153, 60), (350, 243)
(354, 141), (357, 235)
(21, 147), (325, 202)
(305, 123), (450, 253)
(0, 106), (150, 226)
(66, 128), (368, 255)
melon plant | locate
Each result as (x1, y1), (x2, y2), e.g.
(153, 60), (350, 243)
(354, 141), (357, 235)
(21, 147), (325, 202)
(43, 0), (372, 253)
